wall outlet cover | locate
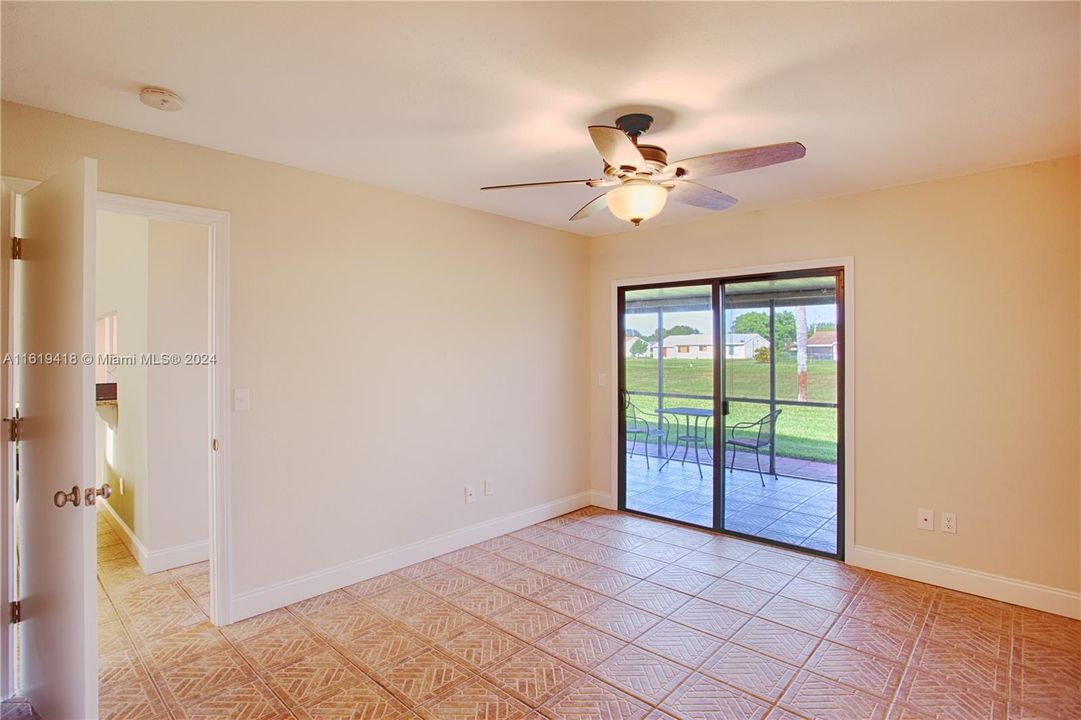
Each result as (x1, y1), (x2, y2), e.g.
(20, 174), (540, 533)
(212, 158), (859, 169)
(942, 512), (957, 534)
(484, 479), (494, 496)
(917, 508), (934, 531)
(465, 485), (476, 504)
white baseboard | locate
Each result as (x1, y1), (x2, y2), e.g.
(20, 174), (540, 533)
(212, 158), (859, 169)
(100, 501), (149, 569)
(230, 490), (595, 623)
(99, 501), (209, 574)
(591, 490), (615, 510)
(848, 544), (1081, 620)
(144, 540), (209, 574)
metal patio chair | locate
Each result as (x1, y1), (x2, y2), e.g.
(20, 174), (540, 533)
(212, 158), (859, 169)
(726, 409), (782, 486)
(622, 392), (670, 469)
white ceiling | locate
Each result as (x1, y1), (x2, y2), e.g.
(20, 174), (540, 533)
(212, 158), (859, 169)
(2, 2), (1078, 236)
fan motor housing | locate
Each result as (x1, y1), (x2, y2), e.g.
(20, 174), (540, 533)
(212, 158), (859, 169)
(637, 144), (668, 168)
(602, 143), (669, 180)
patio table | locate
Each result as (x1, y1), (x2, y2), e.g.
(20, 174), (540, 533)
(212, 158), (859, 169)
(658, 407), (713, 477)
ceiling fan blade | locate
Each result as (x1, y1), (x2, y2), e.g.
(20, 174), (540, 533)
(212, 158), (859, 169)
(588, 126), (645, 169)
(666, 141), (806, 179)
(666, 180), (738, 211)
(569, 193), (608, 221)
(481, 178), (602, 190)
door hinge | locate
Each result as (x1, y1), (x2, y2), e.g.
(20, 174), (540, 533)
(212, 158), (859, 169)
(11, 237), (21, 260)
(10, 600), (20, 624)
(4, 416), (20, 442)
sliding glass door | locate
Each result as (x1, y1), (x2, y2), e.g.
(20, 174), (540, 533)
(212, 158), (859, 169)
(619, 284), (716, 528)
(618, 269), (844, 558)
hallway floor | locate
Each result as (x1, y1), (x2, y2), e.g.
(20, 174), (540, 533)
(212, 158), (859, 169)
(76, 507), (1081, 718)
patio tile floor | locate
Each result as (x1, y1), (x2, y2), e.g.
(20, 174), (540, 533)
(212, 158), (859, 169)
(625, 455), (838, 555)
(626, 444), (837, 483)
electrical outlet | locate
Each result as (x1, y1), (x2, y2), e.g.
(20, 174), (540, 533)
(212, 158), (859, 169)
(942, 512), (956, 534)
(917, 508), (934, 531)
(598, 373), (607, 387)
(484, 479), (494, 496)
(464, 485), (476, 504)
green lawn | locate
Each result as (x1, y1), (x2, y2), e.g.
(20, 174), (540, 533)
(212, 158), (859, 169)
(624, 357), (838, 463)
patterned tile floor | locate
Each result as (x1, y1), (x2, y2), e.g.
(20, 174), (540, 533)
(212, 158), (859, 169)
(626, 456), (838, 554)
(81, 506), (1081, 719)
(0, 697), (38, 719)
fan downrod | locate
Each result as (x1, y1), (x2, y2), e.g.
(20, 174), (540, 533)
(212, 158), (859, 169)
(615, 113), (654, 141)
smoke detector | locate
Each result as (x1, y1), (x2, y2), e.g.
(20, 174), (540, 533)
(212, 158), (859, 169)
(139, 87), (184, 112)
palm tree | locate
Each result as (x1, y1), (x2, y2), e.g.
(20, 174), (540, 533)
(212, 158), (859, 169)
(795, 306), (809, 401)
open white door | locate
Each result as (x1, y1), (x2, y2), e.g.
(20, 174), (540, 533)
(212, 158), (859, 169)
(15, 159), (98, 719)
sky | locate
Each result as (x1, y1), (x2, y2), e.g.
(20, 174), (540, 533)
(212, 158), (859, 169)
(624, 305), (837, 338)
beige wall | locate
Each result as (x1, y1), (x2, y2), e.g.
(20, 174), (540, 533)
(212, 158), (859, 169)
(146, 219), (210, 556)
(590, 156), (1081, 593)
(5, 99), (1077, 610)
(1, 102), (590, 598)
(96, 211), (150, 537)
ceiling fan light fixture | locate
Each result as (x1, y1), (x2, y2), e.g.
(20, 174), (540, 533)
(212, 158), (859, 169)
(606, 181), (667, 227)
(481, 111), (805, 226)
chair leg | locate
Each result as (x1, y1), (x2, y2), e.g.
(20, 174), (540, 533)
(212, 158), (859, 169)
(693, 437), (703, 479)
(644, 438), (650, 469)
(704, 420), (713, 463)
(659, 435), (677, 471)
(755, 447), (765, 487)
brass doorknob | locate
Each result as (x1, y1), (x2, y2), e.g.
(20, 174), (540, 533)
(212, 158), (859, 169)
(54, 486), (81, 508)
(84, 484), (111, 506)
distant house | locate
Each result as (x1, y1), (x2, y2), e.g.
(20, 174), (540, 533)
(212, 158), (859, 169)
(648, 333), (768, 360)
(648, 333), (712, 359)
(725, 333), (770, 359)
(807, 330), (839, 360)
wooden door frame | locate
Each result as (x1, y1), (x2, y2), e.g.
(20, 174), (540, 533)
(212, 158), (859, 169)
(1, 177), (234, 699)
(609, 257), (855, 562)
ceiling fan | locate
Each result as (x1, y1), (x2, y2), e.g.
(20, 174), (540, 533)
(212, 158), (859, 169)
(481, 113), (805, 227)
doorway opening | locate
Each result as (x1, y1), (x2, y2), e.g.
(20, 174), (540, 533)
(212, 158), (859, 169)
(618, 268), (845, 558)
(93, 209), (217, 712)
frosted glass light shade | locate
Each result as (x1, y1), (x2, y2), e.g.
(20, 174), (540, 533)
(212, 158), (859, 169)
(606, 182), (667, 226)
